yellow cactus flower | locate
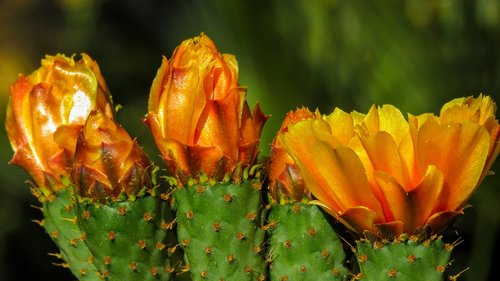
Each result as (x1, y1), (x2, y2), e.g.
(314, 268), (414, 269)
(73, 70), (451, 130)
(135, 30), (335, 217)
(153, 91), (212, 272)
(73, 110), (151, 200)
(267, 107), (321, 202)
(5, 54), (114, 192)
(279, 95), (499, 238)
(145, 33), (268, 184)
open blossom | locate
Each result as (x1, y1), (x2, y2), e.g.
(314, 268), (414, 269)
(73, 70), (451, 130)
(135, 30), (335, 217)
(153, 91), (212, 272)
(73, 110), (152, 200)
(267, 107), (321, 202)
(146, 33), (268, 184)
(279, 95), (499, 238)
(5, 54), (114, 192)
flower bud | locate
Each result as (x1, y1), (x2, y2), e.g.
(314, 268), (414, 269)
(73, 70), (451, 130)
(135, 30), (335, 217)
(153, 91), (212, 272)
(73, 110), (151, 200)
(5, 54), (114, 192)
(146, 33), (267, 184)
(267, 107), (321, 202)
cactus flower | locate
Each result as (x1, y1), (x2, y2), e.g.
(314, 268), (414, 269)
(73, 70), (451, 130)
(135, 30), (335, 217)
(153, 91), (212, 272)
(146, 33), (267, 184)
(73, 110), (152, 200)
(279, 95), (499, 238)
(267, 107), (321, 202)
(5, 54), (114, 192)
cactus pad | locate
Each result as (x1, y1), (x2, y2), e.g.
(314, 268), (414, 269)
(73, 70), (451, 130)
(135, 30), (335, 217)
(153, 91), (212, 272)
(42, 189), (100, 281)
(267, 203), (349, 281)
(75, 193), (174, 280)
(173, 178), (266, 281)
(355, 236), (452, 281)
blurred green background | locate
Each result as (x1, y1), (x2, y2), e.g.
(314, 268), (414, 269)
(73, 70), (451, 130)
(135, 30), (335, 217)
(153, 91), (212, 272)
(1, 0), (499, 280)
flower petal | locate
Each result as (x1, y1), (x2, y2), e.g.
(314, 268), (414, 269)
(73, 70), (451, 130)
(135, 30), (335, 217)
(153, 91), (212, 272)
(373, 171), (410, 229)
(280, 119), (383, 218)
(338, 206), (378, 235)
(409, 165), (444, 230)
(417, 118), (490, 210)
(325, 108), (355, 145)
(359, 131), (407, 188)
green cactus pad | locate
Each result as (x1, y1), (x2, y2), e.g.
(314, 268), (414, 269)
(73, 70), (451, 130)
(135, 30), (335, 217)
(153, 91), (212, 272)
(173, 178), (266, 281)
(267, 203), (349, 281)
(355, 236), (452, 281)
(75, 194), (174, 281)
(42, 189), (100, 281)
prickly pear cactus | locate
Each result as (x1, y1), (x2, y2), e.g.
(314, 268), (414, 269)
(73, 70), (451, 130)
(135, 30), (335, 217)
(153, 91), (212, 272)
(172, 176), (267, 281)
(354, 236), (453, 281)
(266, 203), (349, 281)
(41, 188), (100, 281)
(74, 187), (175, 281)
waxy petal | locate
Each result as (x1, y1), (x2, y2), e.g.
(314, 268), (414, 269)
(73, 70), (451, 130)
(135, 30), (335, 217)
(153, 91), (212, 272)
(373, 172), (410, 229)
(281, 119), (383, 217)
(417, 118), (490, 210)
(410, 165), (444, 229)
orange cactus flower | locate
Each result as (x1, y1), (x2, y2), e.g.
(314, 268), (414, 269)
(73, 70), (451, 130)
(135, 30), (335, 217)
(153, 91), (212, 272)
(279, 95), (499, 238)
(267, 107), (321, 202)
(146, 33), (268, 184)
(5, 54), (114, 192)
(73, 110), (152, 200)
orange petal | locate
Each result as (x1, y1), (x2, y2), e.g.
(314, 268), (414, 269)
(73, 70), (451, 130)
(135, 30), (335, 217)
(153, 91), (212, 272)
(162, 64), (207, 144)
(372, 221), (405, 239)
(377, 104), (409, 145)
(338, 206), (378, 234)
(148, 56), (170, 113)
(373, 171), (410, 228)
(409, 165), (444, 230)
(357, 105), (379, 137)
(417, 118), (490, 210)
(359, 131), (407, 188)
(421, 210), (463, 235)
(309, 142), (383, 217)
(325, 108), (355, 145)
(281, 120), (382, 217)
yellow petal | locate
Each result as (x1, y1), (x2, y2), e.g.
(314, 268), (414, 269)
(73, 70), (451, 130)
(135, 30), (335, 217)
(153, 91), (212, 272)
(325, 108), (355, 145)
(417, 118), (490, 210)
(359, 131), (407, 188)
(378, 104), (409, 145)
(373, 171), (410, 228)
(279, 117), (389, 229)
(410, 165), (444, 230)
